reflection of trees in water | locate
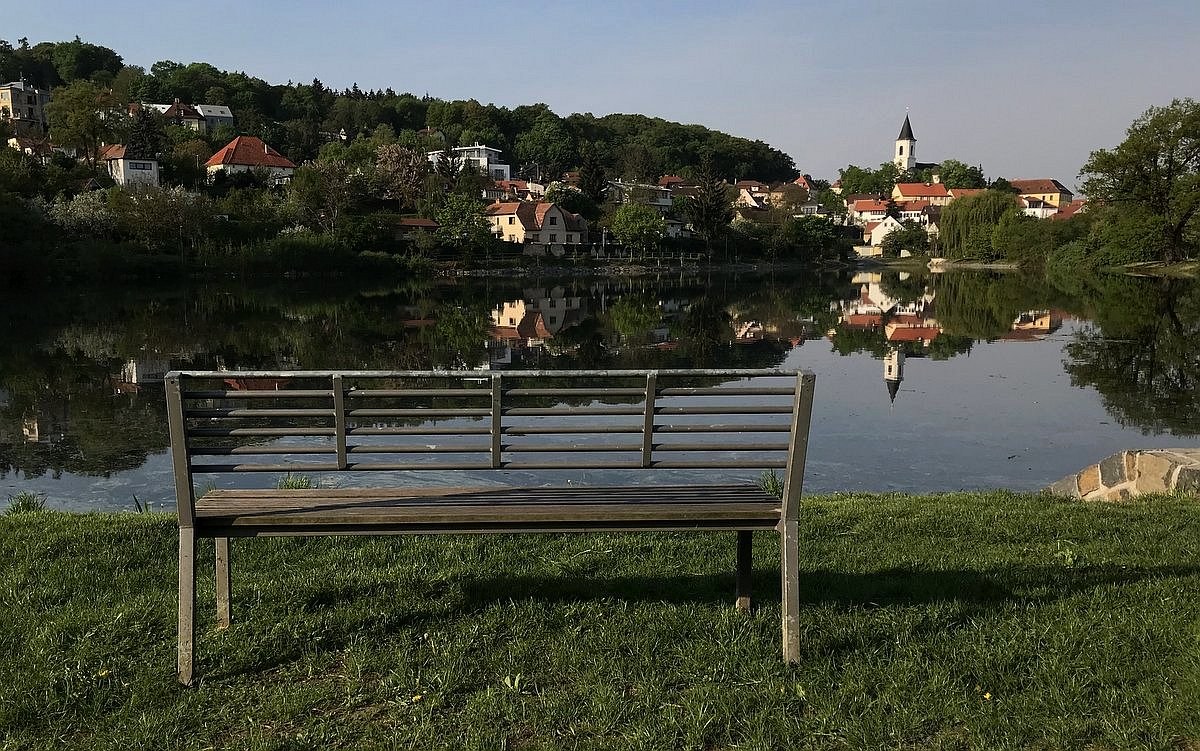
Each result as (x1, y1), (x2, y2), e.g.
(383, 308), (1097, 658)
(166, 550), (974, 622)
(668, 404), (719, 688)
(0, 273), (840, 478)
(1064, 278), (1200, 436)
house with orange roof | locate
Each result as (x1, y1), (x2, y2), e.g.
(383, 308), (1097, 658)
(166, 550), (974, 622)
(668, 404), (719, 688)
(891, 182), (952, 206)
(204, 135), (297, 184)
(485, 201), (588, 245)
(1009, 179), (1073, 208)
(849, 198), (890, 225)
(1051, 199), (1087, 220)
(99, 144), (160, 188)
(948, 187), (985, 201)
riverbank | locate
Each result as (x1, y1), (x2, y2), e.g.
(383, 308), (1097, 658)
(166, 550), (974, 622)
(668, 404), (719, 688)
(3, 491), (1197, 749)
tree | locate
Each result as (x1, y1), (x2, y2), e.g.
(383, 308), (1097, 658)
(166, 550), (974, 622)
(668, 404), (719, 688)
(374, 144), (428, 211)
(938, 189), (1021, 260)
(879, 220), (930, 257)
(289, 159), (364, 234)
(684, 165), (734, 255)
(544, 181), (598, 220)
(434, 193), (491, 254)
(578, 143), (608, 204)
(609, 203), (666, 258)
(936, 159), (986, 189)
(45, 80), (119, 166)
(1079, 98), (1200, 261)
(124, 106), (165, 161)
(514, 112), (575, 181)
(771, 216), (840, 263)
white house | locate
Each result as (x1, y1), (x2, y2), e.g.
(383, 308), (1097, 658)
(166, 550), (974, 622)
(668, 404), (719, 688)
(193, 104), (235, 131)
(866, 216), (904, 246)
(99, 144), (160, 188)
(607, 180), (674, 216)
(428, 143), (510, 181)
(205, 135), (296, 184)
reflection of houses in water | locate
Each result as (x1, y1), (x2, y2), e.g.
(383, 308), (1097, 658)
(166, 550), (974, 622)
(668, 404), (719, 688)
(1002, 310), (1064, 342)
(22, 408), (68, 444)
(489, 287), (589, 367)
(111, 358), (171, 394)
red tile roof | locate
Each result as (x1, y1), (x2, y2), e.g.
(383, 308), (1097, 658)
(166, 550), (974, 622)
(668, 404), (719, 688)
(99, 144), (126, 160)
(163, 99), (203, 121)
(205, 136), (296, 169)
(793, 174), (815, 190)
(886, 325), (941, 343)
(894, 182), (950, 198)
(1009, 179), (1071, 195)
(899, 200), (930, 212)
(853, 199), (889, 213)
(948, 188), (985, 199)
(1051, 199), (1087, 220)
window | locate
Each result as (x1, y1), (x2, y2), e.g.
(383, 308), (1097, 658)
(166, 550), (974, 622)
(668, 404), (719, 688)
(508, 216), (514, 224)
(130, 162), (152, 171)
(898, 146), (904, 156)
(549, 216), (557, 225)
(549, 234), (557, 242)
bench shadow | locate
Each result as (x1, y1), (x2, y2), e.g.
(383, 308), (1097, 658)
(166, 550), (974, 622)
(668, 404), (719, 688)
(207, 563), (1199, 679)
(460, 563), (1200, 608)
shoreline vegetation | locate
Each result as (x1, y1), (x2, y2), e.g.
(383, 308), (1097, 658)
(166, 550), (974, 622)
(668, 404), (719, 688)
(2, 491), (1197, 749)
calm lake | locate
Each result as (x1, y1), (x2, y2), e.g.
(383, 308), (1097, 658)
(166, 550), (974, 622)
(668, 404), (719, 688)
(2, 268), (1197, 511)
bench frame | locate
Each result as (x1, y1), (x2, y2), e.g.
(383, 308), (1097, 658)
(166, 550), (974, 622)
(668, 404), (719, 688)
(166, 368), (815, 684)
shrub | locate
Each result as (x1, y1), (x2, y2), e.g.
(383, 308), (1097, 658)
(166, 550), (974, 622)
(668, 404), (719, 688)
(6, 492), (46, 515)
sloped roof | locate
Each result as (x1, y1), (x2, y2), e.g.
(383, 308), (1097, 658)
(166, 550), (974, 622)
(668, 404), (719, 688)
(162, 99), (203, 121)
(899, 200), (930, 212)
(99, 144), (126, 161)
(853, 199), (889, 213)
(894, 182), (950, 198)
(194, 104), (233, 118)
(205, 136), (296, 169)
(1051, 199), (1087, 220)
(486, 201), (585, 233)
(1009, 178), (1072, 195)
(949, 187), (985, 199)
(897, 114), (915, 141)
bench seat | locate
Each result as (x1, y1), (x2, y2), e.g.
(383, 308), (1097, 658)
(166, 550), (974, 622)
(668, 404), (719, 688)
(194, 484), (782, 535)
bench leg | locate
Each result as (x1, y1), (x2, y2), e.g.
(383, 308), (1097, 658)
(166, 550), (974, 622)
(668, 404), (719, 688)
(735, 530), (752, 612)
(781, 520), (801, 663)
(215, 537), (231, 628)
(178, 527), (197, 685)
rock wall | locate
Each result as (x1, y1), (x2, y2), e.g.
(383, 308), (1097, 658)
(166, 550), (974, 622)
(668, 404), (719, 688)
(1046, 449), (1200, 500)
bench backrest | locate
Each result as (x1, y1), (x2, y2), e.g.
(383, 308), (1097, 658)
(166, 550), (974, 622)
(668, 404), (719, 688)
(166, 369), (815, 527)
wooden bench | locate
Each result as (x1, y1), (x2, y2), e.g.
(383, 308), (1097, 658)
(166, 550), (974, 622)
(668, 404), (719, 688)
(166, 368), (816, 684)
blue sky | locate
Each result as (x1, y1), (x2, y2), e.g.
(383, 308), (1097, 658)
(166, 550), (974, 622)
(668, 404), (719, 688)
(9, 1), (1200, 188)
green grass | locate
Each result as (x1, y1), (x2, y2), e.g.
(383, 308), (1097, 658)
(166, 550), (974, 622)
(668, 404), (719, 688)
(5, 491), (46, 515)
(1, 491), (1198, 750)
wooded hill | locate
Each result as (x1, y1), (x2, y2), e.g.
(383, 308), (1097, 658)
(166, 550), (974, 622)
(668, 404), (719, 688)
(1, 37), (798, 183)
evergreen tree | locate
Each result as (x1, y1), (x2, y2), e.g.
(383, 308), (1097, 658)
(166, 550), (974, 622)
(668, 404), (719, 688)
(125, 106), (164, 160)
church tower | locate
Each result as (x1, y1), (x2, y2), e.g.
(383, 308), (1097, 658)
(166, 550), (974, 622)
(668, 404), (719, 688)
(894, 114), (916, 172)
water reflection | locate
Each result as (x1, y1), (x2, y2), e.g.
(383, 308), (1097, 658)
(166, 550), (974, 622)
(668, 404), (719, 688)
(1, 270), (1198, 502)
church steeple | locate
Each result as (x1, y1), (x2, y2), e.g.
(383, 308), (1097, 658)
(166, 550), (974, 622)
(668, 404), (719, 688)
(884, 347), (905, 404)
(894, 114), (917, 171)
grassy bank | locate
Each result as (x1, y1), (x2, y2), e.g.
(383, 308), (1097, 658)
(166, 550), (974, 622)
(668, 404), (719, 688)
(2, 491), (1199, 750)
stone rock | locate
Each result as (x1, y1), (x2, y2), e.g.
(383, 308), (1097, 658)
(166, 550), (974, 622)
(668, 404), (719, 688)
(1078, 464), (1101, 496)
(1046, 476), (1080, 498)
(1135, 452), (1177, 494)
(1098, 452), (1128, 487)
(1175, 467), (1200, 494)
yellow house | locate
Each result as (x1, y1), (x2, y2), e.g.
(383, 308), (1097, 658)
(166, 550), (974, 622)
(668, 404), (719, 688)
(891, 182), (952, 206)
(1009, 179), (1074, 209)
(485, 202), (588, 244)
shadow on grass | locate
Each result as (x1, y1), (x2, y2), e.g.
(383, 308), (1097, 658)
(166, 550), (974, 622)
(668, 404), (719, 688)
(461, 563), (1200, 608)
(207, 563), (1199, 679)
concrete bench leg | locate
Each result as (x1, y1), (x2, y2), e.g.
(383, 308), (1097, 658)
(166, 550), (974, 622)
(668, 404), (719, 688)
(216, 538), (231, 628)
(781, 520), (800, 663)
(735, 530), (752, 612)
(178, 528), (197, 685)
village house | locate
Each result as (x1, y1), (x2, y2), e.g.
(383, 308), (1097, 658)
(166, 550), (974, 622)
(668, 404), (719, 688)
(0, 79), (50, 135)
(863, 216), (904, 246)
(1052, 199), (1087, 220)
(204, 135), (296, 184)
(99, 144), (160, 188)
(149, 99), (207, 132)
(1020, 196), (1058, 219)
(849, 198), (890, 225)
(484, 201), (588, 245)
(607, 180), (674, 216)
(427, 143), (511, 181)
(1009, 178), (1074, 208)
(193, 104), (235, 131)
(892, 182), (952, 206)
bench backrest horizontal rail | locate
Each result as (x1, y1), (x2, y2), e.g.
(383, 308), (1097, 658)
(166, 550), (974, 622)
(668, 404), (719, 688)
(167, 369), (816, 524)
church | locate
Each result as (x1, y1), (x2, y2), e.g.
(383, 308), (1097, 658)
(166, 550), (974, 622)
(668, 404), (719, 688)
(892, 114), (940, 174)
